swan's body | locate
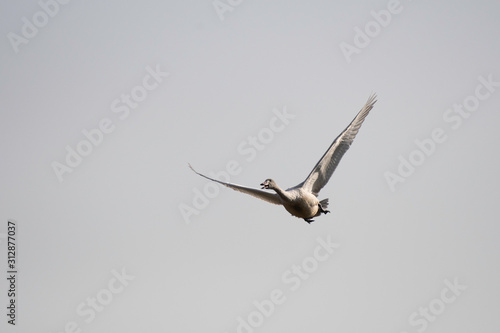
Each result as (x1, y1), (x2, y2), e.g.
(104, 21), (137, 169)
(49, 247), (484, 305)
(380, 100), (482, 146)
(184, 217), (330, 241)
(189, 94), (377, 223)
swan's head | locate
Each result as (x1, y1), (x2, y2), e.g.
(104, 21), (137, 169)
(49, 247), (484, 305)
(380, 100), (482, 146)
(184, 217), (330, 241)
(260, 178), (276, 190)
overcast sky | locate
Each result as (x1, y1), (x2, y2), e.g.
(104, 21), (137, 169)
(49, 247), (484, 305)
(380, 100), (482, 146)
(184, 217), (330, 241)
(1, 0), (499, 332)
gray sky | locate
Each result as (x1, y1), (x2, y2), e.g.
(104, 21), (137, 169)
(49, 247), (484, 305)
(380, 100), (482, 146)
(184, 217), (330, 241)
(1, 0), (499, 332)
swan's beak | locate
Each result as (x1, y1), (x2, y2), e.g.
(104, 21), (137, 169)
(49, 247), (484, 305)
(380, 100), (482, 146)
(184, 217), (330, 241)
(260, 182), (269, 189)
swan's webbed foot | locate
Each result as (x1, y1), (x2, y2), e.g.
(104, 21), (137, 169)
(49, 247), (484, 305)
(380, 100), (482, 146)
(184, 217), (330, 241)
(304, 218), (315, 224)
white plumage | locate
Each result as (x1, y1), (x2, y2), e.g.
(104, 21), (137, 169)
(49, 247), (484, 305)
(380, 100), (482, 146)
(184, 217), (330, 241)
(190, 94), (377, 223)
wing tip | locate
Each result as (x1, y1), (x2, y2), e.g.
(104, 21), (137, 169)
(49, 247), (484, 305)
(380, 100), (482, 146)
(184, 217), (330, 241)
(188, 163), (201, 176)
(367, 92), (377, 105)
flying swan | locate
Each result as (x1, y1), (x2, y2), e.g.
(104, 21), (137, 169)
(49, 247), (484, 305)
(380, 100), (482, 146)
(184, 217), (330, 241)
(189, 94), (377, 223)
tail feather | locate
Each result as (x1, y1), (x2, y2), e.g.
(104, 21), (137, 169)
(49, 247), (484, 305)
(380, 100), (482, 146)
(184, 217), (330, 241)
(320, 198), (329, 209)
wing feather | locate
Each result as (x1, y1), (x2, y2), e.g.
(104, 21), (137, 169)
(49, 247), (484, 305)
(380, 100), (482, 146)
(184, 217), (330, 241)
(295, 94), (377, 196)
(188, 164), (283, 205)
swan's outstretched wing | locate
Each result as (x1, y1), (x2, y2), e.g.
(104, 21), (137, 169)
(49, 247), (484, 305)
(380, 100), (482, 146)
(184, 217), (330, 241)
(294, 94), (377, 196)
(188, 164), (282, 205)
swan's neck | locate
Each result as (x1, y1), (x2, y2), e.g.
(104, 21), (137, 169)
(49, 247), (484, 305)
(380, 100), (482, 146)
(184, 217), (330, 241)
(272, 185), (292, 202)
